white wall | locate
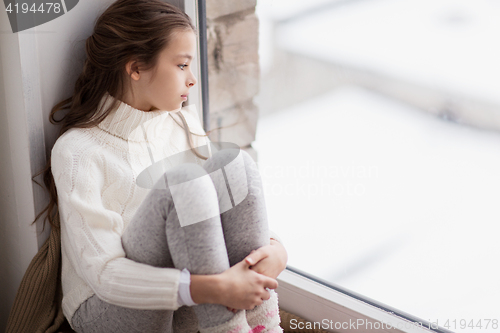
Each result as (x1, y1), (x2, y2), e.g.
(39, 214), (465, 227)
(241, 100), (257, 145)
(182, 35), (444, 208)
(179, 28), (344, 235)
(0, 19), (39, 332)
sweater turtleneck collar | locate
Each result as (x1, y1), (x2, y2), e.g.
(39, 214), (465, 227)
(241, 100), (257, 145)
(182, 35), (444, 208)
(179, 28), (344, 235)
(96, 91), (181, 142)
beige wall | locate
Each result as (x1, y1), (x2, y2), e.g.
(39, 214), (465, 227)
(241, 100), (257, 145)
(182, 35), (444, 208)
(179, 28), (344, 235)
(206, 0), (261, 158)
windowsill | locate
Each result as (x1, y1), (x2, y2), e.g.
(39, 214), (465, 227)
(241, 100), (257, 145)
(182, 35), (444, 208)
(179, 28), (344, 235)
(276, 267), (446, 333)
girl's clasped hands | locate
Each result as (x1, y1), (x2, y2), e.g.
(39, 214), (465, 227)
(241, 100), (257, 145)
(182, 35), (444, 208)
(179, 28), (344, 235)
(223, 239), (288, 313)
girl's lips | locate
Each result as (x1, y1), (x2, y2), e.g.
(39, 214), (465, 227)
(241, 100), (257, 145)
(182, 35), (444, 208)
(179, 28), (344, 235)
(181, 95), (188, 101)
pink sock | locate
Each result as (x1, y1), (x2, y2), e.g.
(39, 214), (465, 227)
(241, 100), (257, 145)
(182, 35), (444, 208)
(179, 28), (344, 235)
(245, 290), (283, 333)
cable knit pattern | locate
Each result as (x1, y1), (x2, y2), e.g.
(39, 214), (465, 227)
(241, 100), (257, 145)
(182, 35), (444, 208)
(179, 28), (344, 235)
(51, 92), (282, 328)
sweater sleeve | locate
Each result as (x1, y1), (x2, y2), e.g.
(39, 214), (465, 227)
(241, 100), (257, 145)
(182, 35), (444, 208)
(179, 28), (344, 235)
(52, 141), (182, 310)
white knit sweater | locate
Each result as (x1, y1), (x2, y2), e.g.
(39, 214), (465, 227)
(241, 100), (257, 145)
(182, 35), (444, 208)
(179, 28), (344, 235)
(51, 92), (282, 325)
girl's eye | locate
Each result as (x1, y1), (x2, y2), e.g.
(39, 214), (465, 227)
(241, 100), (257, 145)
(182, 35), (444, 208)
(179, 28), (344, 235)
(178, 64), (188, 70)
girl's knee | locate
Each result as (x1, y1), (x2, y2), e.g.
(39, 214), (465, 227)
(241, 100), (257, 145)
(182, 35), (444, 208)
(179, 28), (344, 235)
(205, 148), (237, 171)
(163, 163), (209, 187)
(206, 148), (256, 173)
(239, 149), (257, 169)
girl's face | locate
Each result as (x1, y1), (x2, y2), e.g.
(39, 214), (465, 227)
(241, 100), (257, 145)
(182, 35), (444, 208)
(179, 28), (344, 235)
(130, 29), (197, 112)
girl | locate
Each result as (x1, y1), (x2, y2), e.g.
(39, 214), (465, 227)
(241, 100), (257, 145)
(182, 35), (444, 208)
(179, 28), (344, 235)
(38, 0), (288, 332)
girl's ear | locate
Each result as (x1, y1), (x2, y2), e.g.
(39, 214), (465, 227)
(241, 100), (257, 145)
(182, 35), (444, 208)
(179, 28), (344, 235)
(126, 60), (141, 81)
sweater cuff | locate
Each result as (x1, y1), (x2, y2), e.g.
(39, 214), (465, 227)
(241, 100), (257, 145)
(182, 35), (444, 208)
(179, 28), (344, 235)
(177, 268), (197, 307)
(269, 229), (284, 247)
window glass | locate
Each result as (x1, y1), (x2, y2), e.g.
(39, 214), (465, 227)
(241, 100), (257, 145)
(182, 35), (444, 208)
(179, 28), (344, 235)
(254, 1), (500, 332)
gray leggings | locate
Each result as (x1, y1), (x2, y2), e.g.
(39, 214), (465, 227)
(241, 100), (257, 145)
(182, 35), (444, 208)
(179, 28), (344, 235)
(71, 148), (270, 333)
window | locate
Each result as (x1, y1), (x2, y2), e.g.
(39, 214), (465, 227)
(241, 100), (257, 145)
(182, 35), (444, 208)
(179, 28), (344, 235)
(254, 1), (500, 332)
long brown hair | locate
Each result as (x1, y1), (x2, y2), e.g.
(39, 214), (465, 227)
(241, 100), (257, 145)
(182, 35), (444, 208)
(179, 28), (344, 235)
(33, 0), (211, 231)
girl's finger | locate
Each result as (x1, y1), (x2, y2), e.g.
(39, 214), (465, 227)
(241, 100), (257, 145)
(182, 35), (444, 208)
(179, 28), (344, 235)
(245, 248), (267, 266)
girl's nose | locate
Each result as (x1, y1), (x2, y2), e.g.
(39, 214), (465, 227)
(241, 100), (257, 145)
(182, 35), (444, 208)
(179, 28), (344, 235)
(188, 75), (197, 87)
